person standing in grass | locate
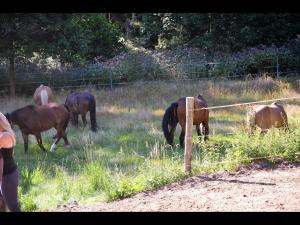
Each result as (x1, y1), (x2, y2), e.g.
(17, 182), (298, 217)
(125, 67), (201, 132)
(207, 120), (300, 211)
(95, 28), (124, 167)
(0, 112), (21, 212)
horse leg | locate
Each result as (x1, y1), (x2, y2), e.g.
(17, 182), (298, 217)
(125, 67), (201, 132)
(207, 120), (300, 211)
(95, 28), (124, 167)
(21, 133), (29, 165)
(179, 129), (185, 148)
(71, 112), (78, 126)
(50, 134), (62, 152)
(203, 122), (209, 142)
(51, 121), (71, 151)
(196, 125), (202, 142)
(81, 113), (87, 127)
(62, 133), (70, 148)
(62, 119), (70, 147)
(22, 133), (29, 155)
(35, 133), (46, 152)
(169, 124), (176, 147)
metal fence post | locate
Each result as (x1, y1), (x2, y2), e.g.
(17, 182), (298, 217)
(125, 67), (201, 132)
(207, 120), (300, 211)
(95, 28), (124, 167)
(109, 70), (113, 90)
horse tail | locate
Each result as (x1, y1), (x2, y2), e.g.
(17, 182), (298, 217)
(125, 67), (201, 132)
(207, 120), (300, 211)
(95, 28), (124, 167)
(88, 95), (97, 132)
(62, 104), (70, 130)
(162, 102), (178, 146)
(40, 89), (48, 105)
(63, 104), (70, 112)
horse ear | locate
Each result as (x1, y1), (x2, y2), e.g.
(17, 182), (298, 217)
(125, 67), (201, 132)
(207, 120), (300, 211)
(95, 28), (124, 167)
(4, 113), (10, 121)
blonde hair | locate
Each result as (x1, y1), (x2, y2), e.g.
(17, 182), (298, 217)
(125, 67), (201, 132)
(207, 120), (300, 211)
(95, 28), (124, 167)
(0, 112), (16, 146)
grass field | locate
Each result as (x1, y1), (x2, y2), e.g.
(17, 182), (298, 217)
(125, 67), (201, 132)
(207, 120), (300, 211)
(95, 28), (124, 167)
(1, 77), (300, 211)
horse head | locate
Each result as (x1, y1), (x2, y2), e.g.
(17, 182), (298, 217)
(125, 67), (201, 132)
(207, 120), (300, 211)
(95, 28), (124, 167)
(197, 94), (203, 99)
(4, 112), (12, 125)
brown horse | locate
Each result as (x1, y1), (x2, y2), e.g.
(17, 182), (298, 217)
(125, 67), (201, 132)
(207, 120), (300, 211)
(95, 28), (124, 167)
(5, 102), (70, 154)
(162, 94), (209, 148)
(246, 102), (288, 134)
(33, 84), (54, 106)
(65, 92), (98, 132)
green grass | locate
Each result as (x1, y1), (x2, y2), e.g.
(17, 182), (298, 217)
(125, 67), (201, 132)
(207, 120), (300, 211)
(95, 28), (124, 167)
(1, 77), (300, 211)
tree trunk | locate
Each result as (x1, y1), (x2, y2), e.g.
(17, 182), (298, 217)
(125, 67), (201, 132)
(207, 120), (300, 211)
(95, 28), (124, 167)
(8, 39), (15, 97)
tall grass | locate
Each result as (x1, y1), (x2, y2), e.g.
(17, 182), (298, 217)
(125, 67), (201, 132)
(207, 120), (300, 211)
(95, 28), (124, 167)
(0, 77), (299, 211)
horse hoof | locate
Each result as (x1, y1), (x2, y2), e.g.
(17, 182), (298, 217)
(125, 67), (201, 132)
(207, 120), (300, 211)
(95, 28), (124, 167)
(65, 144), (71, 148)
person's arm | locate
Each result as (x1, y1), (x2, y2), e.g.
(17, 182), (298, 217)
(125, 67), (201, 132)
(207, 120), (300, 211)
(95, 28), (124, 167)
(0, 132), (14, 149)
(0, 132), (13, 186)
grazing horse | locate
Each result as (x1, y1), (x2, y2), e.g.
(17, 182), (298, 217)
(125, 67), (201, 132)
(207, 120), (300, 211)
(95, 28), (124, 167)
(162, 94), (209, 148)
(246, 102), (288, 134)
(33, 84), (54, 106)
(5, 103), (70, 154)
(65, 92), (98, 132)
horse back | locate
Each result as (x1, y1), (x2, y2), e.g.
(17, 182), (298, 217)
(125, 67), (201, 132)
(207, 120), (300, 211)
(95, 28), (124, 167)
(176, 96), (209, 126)
(12, 104), (68, 133)
(194, 97), (208, 122)
(65, 92), (95, 113)
(253, 104), (287, 129)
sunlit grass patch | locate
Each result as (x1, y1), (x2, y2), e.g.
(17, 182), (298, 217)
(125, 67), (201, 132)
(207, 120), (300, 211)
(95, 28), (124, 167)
(0, 78), (299, 211)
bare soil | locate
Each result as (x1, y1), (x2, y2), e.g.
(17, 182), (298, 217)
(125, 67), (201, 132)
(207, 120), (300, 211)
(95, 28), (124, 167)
(49, 160), (300, 212)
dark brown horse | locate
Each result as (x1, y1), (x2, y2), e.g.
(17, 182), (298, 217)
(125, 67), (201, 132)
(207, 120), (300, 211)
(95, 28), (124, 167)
(65, 92), (98, 132)
(246, 102), (288, 134)
(5, 102), (70, 154)
(33, 84), (54, 106)
(162, 94), (209, 148)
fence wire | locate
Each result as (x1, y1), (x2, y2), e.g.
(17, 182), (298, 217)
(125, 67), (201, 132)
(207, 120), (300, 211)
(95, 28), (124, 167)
(191, 96), (300, 111)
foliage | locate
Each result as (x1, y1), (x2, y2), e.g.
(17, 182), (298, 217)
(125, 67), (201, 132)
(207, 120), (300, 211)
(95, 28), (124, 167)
(131, 13), (300, 52)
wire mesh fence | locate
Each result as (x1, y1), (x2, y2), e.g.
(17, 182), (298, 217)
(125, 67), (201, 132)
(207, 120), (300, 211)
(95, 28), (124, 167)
(1, 58), (300, 96)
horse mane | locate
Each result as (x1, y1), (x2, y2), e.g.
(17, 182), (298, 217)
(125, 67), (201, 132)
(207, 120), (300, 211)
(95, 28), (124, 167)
(197, 94), (207, 102)
(272, 101), (285, 111)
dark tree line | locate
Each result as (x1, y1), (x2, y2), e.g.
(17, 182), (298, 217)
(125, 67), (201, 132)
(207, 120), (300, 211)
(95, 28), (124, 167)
(1, 13), (299, 96)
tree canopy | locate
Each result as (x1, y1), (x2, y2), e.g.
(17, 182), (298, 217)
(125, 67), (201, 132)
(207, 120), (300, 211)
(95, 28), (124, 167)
(0, 13), (299, 96)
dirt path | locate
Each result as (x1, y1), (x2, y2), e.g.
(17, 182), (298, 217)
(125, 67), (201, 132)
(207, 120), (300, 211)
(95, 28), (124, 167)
(50, 161), (300, 212)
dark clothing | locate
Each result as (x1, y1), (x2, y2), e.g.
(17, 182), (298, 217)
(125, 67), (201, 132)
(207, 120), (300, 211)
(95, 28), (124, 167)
(0, 148), (17, 176)
(0, 169), (20, 212)
(0, 147), (20, 212)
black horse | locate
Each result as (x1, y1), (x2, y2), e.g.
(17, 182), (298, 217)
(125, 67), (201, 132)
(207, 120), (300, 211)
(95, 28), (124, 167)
(65, 92), (98, 131)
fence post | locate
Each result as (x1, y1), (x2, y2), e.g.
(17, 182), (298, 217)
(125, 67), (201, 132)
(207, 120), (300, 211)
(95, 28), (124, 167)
(184, 97), (194, 174)
(109, 70), (113, 90)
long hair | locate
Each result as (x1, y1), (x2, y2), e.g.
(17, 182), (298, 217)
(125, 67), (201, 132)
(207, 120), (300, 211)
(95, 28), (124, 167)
(162, 102), (178, 145)
(40, 89), (49, 105)
(0, 112), (16, 146)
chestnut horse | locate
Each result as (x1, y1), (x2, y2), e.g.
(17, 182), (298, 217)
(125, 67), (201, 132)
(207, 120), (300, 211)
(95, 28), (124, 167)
(65, 92), (98, 132)
(33, 84), (54, 106)
(246, 102), (288, 134)
(162, 94), (209, 148)
(5, 102), (70, 154)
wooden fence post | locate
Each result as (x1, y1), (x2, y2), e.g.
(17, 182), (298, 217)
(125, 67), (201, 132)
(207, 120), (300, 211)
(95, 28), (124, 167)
(184, 97), (194, 174)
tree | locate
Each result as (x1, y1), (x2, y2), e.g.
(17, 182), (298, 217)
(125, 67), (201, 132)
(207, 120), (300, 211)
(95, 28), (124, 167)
(0, 13), (125, 96)
(0, 13), (73, 96)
